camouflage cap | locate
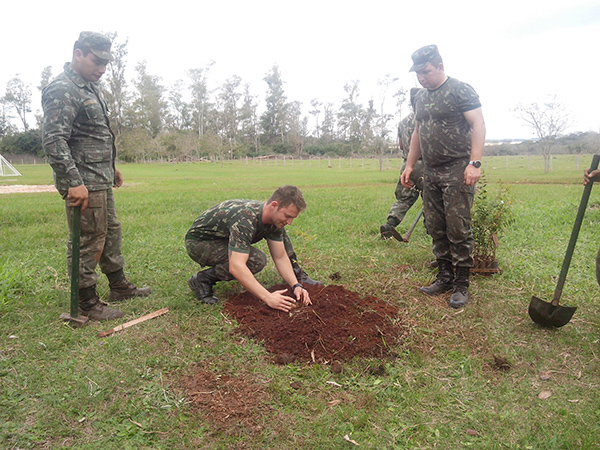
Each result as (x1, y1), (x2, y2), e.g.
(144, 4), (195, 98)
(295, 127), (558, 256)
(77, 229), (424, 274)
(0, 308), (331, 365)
(75, 31), (112, 61)
(409, 45), (440, 72)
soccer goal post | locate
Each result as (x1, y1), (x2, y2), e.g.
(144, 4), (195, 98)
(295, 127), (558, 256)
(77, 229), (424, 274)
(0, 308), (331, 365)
(0, 155), (22, 176)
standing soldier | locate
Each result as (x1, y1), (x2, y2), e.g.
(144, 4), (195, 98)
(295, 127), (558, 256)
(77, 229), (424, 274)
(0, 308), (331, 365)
(380, 87), (424, 240)
(42, 32), (151, 320)
(401, 45), (486, 308)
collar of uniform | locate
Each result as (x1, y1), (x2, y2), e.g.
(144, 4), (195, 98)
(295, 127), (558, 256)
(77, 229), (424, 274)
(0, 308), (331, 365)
(63, 62), (96, 89)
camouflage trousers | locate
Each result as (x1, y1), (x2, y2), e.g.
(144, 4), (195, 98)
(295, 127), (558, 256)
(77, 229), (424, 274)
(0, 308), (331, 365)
(387, 160), (424, 227)
(64, 189), (125, 289)
(422, 161), (475, 268)
(185, 230), (297, 281)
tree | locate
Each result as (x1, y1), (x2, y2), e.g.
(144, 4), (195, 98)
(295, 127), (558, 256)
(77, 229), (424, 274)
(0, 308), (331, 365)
(320, 103), (336, 143)
(309, 99), (322, 138)
(38, 66), (53, 93)
(238, 83), (260, 155)
(337, 80), (365, 153)
(167, 79), (193, 131)
(215, 75), (243, 156)
(372, 75), (398, 170)
(102, 32), (130, 136)
(288, 101), (308, 157)
(131, 61), (166, 137)
(0, 100), (16, 139)
(261, 65), (288, 148)
(187, 62), (214, 140)
(3, 74), (32, 131)
(514, 95), (571, 173)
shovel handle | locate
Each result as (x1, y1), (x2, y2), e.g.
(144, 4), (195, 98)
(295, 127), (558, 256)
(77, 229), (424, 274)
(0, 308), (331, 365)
(552, 154), (600, 305)
(70, 205), (82, 318)
(402, 208), (424, 242)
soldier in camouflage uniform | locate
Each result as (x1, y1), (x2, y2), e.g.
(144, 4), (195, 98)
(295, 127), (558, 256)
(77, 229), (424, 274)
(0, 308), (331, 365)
(380, 87), (424, 240)
(185, 185), (321, 312)
(42, 32), (151, 321)
(401, 45), (486, 308)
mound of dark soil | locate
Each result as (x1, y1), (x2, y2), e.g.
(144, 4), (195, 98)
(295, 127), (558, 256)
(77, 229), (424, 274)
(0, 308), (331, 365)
(223, 284), (409, 364)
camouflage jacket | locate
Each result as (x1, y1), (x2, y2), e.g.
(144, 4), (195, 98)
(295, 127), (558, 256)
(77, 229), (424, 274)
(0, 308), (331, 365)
(42, 63), (116, 192)
(398, 113), (415, 159)
(185, 200), (284, 254)
(413, 77), (481, 168)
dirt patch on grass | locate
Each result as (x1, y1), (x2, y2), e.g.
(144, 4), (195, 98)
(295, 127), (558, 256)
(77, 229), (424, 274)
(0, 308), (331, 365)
(0, 184), (57, 194)
(223, 284), (410, 364)
(182, 366), (269, 434)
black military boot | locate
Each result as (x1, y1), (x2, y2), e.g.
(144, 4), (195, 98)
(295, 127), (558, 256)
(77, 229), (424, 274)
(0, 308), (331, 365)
(188, 268), (220, 304)
(380, 223), (394, 240)
(449, 267), (470, 308)
(107, 269), (152, 301)
(420, 260), (454, 296)
(78, 286), (124, 321)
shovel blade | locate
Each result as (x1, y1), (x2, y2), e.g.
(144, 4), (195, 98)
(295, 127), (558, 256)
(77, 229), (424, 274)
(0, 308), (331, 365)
(389, 227), (408, 243)
(528, 296), (577, 328)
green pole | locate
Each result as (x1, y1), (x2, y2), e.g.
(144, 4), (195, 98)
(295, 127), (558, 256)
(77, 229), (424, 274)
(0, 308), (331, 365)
(70, 205), (81, 318)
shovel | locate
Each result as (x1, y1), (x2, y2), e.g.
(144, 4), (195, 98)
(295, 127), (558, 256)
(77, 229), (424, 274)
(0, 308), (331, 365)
(59, 205), (89, 327)
(390, 208), (423, 243)
(528, 154), (600, 328)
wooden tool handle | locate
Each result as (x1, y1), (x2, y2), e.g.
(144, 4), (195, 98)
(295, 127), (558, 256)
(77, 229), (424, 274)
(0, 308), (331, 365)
(98, 307), (169, 338)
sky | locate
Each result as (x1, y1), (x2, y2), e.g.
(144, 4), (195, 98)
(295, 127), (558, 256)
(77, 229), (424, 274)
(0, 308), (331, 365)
(2, 0), (600, 140)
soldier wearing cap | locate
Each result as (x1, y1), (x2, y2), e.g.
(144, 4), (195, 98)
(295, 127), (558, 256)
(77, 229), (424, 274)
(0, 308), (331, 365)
(42, 32), (151, 321)
(401, 45), (486, 308)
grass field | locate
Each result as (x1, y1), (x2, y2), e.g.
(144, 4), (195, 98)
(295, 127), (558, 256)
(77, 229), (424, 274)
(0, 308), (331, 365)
(2, 154), (600, 449)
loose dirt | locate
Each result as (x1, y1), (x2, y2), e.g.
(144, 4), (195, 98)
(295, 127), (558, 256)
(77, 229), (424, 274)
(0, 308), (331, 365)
(181, 367), (269, 434)
(181, 283), (409, 431)
(223, 283), (410, 364)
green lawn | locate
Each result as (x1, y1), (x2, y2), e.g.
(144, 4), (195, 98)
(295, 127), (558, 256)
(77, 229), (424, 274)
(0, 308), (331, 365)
(1, 154), (600, 449)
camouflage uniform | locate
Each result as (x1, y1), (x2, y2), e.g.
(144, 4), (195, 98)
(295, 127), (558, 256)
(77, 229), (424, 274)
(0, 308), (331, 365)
(42, 63), (124, 289)
(413, 77), (481, 268)
(185, 199), (298, 281)
(386, 113), (424, 227)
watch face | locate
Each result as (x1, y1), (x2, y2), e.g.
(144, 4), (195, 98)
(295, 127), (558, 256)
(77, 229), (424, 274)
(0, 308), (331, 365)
(471, 160), (481, 168)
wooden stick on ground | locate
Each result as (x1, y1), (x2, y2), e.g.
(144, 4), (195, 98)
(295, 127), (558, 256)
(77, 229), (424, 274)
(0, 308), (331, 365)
(98, 307), (169, 338)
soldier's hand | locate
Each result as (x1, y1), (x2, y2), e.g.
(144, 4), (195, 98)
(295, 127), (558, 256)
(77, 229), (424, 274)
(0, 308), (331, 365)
(464, 165), (481, 186)
(400, 167), (414, 189)
(584, 168), (600, 185)
(293, 286), (312, 306)
(67, 184), (89, 211)
(114, 168), (124, 188)
(263, 289), (297, 312)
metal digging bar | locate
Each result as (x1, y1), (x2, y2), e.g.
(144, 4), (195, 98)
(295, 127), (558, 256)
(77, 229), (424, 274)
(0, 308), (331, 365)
(59, 205), (89, 327)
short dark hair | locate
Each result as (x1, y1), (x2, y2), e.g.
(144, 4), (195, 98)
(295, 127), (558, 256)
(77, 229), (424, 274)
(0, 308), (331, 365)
(268, 185), (306, 211)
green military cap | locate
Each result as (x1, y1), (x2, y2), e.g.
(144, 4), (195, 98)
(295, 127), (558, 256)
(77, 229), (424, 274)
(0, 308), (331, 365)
(409, 45), (440, 72)
(76, 31), (113, 61)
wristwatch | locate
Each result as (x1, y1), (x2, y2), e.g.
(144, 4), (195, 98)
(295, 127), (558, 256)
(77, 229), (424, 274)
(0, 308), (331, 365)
(469, 160), (481, 168)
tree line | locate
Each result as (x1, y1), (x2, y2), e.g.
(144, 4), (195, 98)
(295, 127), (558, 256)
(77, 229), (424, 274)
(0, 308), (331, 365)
(1, 32), (598, 166)
(0, 33), (411, 163)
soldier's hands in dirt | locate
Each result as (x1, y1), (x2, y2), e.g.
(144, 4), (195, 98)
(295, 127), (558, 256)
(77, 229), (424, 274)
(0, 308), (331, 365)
(293, 286), (312, 306)
(264, 289), (300, 312)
